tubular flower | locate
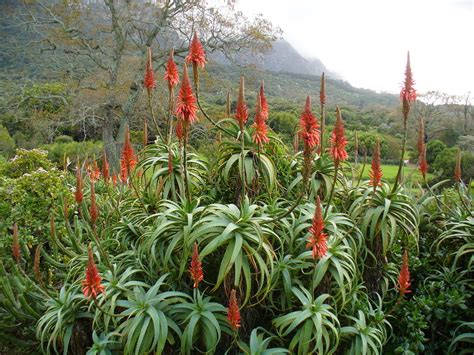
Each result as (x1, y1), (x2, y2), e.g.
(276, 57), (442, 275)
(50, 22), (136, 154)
(306, 196), (328, 259)
(227, 289), (241, 330)
(89, 180), (99, 227)
(454, 149), (462, 182)
(189, 242), (204, 288)
(186, 31), (206, 69)
(120, 126), (137, 183)
(82, 246), (105, 300)
(75, 163), (83, 204)
(164, 48), (180, 91)
(320, 72), (326, 106)
(400, 52), (416, 118)
(259, 81), (269, 121)
(235, 76), (248, 129)
(90, 160), (100, 182)
(397, 250), (411, 297)
(419, 145), (428, 179)
(144, 46), (155, 92)
(176, 63), (198, 124)
(252, 92), (269, 146)
(12, 223), (20, 263)
(102, 152), (109, 182)
(369, 138), (383, 189)
(299, 95), (320, 148)
(330, 107), (348, 165)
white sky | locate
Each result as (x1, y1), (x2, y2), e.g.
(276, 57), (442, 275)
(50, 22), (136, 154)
(236, 0), (473, 95)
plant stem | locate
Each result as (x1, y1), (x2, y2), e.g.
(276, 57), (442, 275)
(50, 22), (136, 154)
(324, 162), (339, 218)
(392, 118), (408, 193)
(183, 122), (191, 201)
(147, 92), (165, 142)
(240, 128), (246, 201)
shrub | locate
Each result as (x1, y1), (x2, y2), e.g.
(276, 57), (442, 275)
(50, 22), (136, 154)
(43, 140), (104, 164)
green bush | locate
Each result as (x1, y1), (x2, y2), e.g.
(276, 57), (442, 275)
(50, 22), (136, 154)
(432, 148), (474, 182)
(43, 140), (103, 164)
(0, 126), (15, 157)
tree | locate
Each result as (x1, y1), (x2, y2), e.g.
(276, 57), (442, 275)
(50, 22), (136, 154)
(9, 0), (280, 167)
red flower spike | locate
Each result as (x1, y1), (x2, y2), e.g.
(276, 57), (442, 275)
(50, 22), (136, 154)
(189, 242), (204, 288)
(176, 63), (198, 124)
(120, 126), (137, 183)
(397, 250), (411, 297)
(330, 107), (348, 165)
(144, 47), (155, 92)
(299, 95), (320, 149)
(259, 81), (269, 121)
(320, 72), (326, 106)
(102, 151), (109, 182)
(306, 196), (328, 259)
(235, 76), (248, 129)
(227, 289), (241, 330)
(75, 163), (83, 204)
(454, 149), (462, 182)
(419, 145), (428, 179)
(164, 48), (180, 91)
(369, 138), (383, 189)
(82, 246), (105, 300)
(12, 223), (20, 263)
(252, 92), (269, 146)
(186, 31), (207, 69)
(89, 180), (99, 227)
(112, 173), (117, 187)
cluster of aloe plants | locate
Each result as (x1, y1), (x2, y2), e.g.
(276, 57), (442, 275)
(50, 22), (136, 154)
(1, 33), (472, 354)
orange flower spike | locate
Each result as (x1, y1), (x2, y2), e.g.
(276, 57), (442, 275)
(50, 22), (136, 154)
(299, 95), (319, 148)
(306, 196), (328, 259)
(12, 223), (20, 263)
(397, 250), (411, 297)
(176, 117), (184, 143)
(319, 72), (326, 106)
(259, 81), (269, 121)
(419, 145), (428, 179)
(186, 31), (206, 89)
(75, 162), (83, 204)
(235, 76), (248, 129)
(144, 46), (156, 93)
(112, 173), (117, 187)
(102, 151), (110, 182)
(120, 126), (137, 183)
(252, 91), (269, 146)
(89, 180), (99, 227)
(189, 242), (204, 288)
(369, 138), (383, 189)
(400, 52), (416, 119)
(330, 107), (348, 166)
(82, 246), (105, 300)
(164, 48), (180, 91)
(454, 149), (462, 182)
(176, 63), (198, 124)
(227, 289), (241, 330)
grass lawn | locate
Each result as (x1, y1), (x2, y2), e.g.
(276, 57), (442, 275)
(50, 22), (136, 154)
(355, 163), (434, 184)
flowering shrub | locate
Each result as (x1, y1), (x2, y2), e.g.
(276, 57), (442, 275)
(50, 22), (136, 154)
(0, 41), (472, 355)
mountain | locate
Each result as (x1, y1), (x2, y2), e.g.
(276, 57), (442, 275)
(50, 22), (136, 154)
(201, 62), (399, 110)
(211, 40), (340, 80)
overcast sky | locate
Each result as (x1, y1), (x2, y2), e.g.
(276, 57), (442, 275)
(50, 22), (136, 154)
(236, 0), (473, 95)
